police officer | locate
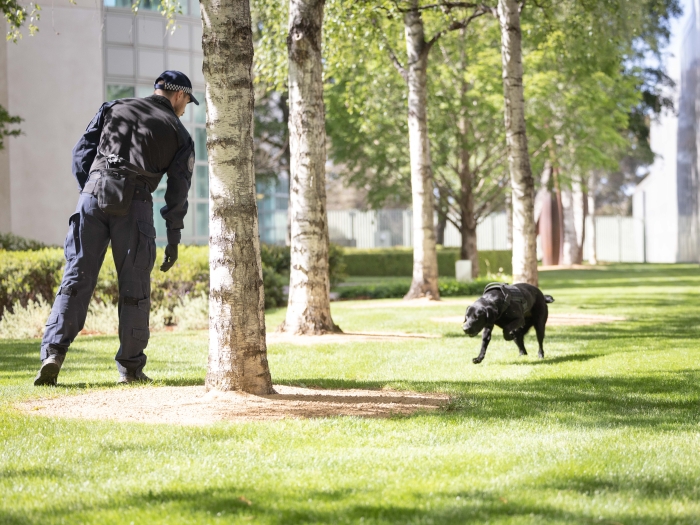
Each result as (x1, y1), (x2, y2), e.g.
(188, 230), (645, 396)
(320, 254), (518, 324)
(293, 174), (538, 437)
(34, 70), (197, 386)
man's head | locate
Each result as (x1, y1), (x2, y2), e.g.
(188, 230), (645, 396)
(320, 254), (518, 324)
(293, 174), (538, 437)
(153, 70), (199, 118)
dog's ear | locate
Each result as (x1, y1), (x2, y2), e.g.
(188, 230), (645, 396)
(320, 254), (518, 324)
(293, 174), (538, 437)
(484, 306), (498, 326)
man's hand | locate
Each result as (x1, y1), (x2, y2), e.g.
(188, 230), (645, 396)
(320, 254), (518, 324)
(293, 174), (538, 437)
(160, 244), (178, 272)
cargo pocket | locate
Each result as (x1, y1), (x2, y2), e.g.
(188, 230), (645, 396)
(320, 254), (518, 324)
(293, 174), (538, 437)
(132, 328), (150, 342)
(45, 313), (59, 327)
(64, 213), (80, 261)
(133, 220), (157, 271)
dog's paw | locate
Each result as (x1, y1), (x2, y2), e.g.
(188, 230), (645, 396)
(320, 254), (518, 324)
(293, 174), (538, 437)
(538, 353), (545, 360)
(472, 357), (483, 364)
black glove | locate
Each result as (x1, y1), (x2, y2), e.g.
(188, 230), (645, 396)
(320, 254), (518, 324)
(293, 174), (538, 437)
(160, 243), (178, 272)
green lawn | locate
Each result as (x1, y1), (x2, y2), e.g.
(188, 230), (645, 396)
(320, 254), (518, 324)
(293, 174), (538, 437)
(2, 264), (700, 524)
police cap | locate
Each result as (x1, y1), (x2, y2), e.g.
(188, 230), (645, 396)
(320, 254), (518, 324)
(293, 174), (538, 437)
(154, 70), (200, 105)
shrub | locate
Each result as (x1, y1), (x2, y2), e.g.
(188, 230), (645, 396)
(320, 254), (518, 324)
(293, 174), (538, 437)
(333, 277), (500, 301)
(341, 247), (512, 278)
(0, 232), (50, 251)
(0, 249), (65, 318)
(171, 293), (209, 331)
(328, 243), (348, 286)
(82, 301), (121, 335)
(0, 292), (212, 338)
(0, 243), (314, 321)
(262, 265), (286, 309)
(260, 244), (291, 275)
(0, 298), (52, 339)
(260, 242), (347, 287)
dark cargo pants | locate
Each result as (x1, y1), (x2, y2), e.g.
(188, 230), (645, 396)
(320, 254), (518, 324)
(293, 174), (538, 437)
(40, 190), (157, 374)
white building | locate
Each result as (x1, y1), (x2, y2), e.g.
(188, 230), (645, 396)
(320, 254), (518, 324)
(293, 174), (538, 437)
(0, 0), (209, 245)
(633, 0), (700, 262)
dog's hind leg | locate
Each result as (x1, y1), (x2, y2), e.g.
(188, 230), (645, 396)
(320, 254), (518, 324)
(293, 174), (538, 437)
(534, 321), (546, 359)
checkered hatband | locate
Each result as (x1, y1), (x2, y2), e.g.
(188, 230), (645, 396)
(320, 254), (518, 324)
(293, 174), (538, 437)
(156, 82), (193, 94)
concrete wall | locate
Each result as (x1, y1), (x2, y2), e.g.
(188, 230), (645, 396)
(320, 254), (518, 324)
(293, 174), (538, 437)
(5, 0), (103, 244)
(633, 113), (679, 263)
(0, 21), (11, 234)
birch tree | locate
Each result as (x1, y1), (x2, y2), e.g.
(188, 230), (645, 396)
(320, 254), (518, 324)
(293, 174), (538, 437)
(494, 0), (538, 284)
(279, 0), (339, 334)
(327, 1), (488, 298)
(202, 0), (274, 394)
(401, 2), (441, 298)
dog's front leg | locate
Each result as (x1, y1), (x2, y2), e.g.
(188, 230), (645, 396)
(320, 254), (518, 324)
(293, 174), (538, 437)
(503, 317), (525, 341)
(473, 326), (493, 364)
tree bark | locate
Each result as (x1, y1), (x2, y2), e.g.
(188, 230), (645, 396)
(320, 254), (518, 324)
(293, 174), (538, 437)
(588, 171), (598, 264)
(497, 0), (538, 285)
(560, 177), (585, 265)
(436, 186), (448, 246)
(458, 115), (479, 278)
(280, 0), (339, 334)
(505, 191), (513, 250)
(202, 0), (274, 393)
(404, 3), (440, 300)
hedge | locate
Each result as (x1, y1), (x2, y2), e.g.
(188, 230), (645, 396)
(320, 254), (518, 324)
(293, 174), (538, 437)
(342, 248), (512, 278)
(334, 278), (492, 300)
(0, 232), (50, 251)
(0, 243), (347, 318)
(0, 247), (211, 318)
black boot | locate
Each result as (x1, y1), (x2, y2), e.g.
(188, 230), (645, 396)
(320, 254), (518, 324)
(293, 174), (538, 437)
(117, 368), (152, 384)
(34, 346), (66, 386)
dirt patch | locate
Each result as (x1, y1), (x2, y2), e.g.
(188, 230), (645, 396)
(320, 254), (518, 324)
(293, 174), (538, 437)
(19, 385), (449, 425)
(431, 313), (625, 326)
(268, 331), (438, 345)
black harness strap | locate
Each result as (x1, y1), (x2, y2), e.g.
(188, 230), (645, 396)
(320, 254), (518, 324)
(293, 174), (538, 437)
(484, 282), (527, 315)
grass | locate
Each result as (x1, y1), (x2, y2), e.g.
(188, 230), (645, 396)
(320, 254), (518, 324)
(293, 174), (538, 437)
(2, 263), (700, 524)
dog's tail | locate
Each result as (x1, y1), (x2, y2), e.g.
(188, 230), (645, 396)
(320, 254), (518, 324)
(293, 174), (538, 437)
(544, 295), (555, 303)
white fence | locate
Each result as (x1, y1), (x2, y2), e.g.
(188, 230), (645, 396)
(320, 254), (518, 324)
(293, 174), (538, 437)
(263, 208), (643, 263)
(327, 210), (509, 251)
(582, 216), (645, 263)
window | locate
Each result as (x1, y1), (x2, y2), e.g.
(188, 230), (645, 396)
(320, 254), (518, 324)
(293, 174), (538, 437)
(104, 0), (189, 15)
(106, 85), (135, 101)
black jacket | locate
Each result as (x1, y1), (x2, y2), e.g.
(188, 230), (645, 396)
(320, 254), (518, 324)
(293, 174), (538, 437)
(71, 95), (195, 245)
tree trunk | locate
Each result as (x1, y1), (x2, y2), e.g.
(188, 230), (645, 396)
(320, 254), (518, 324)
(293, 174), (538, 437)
(460, 209), (479, 278)
(202, 0), (274, 394)
(458, 115), (479, 278)
(588, 171), (598, 264)
(560, 178), (585, 265)
(281, 0), (339, 334)
(404, 3), (440, 300)
(505, 191), (513, 250)
(497, 0), (538, 285)
(436, 186), (448, 246)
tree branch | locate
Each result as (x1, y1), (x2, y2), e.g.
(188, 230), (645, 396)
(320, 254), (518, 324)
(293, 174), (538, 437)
(387, 46), (408, 82)
(371, 18), (408, 82)
(425, 7), (490, 50)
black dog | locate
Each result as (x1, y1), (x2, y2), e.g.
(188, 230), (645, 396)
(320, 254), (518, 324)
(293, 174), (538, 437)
(462, 283), (554, 364)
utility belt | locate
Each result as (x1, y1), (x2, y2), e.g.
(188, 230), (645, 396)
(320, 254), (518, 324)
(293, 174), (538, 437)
(82, 150), (163, 216)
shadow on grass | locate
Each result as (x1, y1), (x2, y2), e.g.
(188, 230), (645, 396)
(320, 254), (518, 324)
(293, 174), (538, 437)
(0, 482), (691, 525)
(274, 368), (700, 430)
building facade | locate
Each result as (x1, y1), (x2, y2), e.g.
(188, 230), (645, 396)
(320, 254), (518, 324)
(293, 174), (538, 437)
(633, 0), (700, 262)
(1, 0), (286, 246)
